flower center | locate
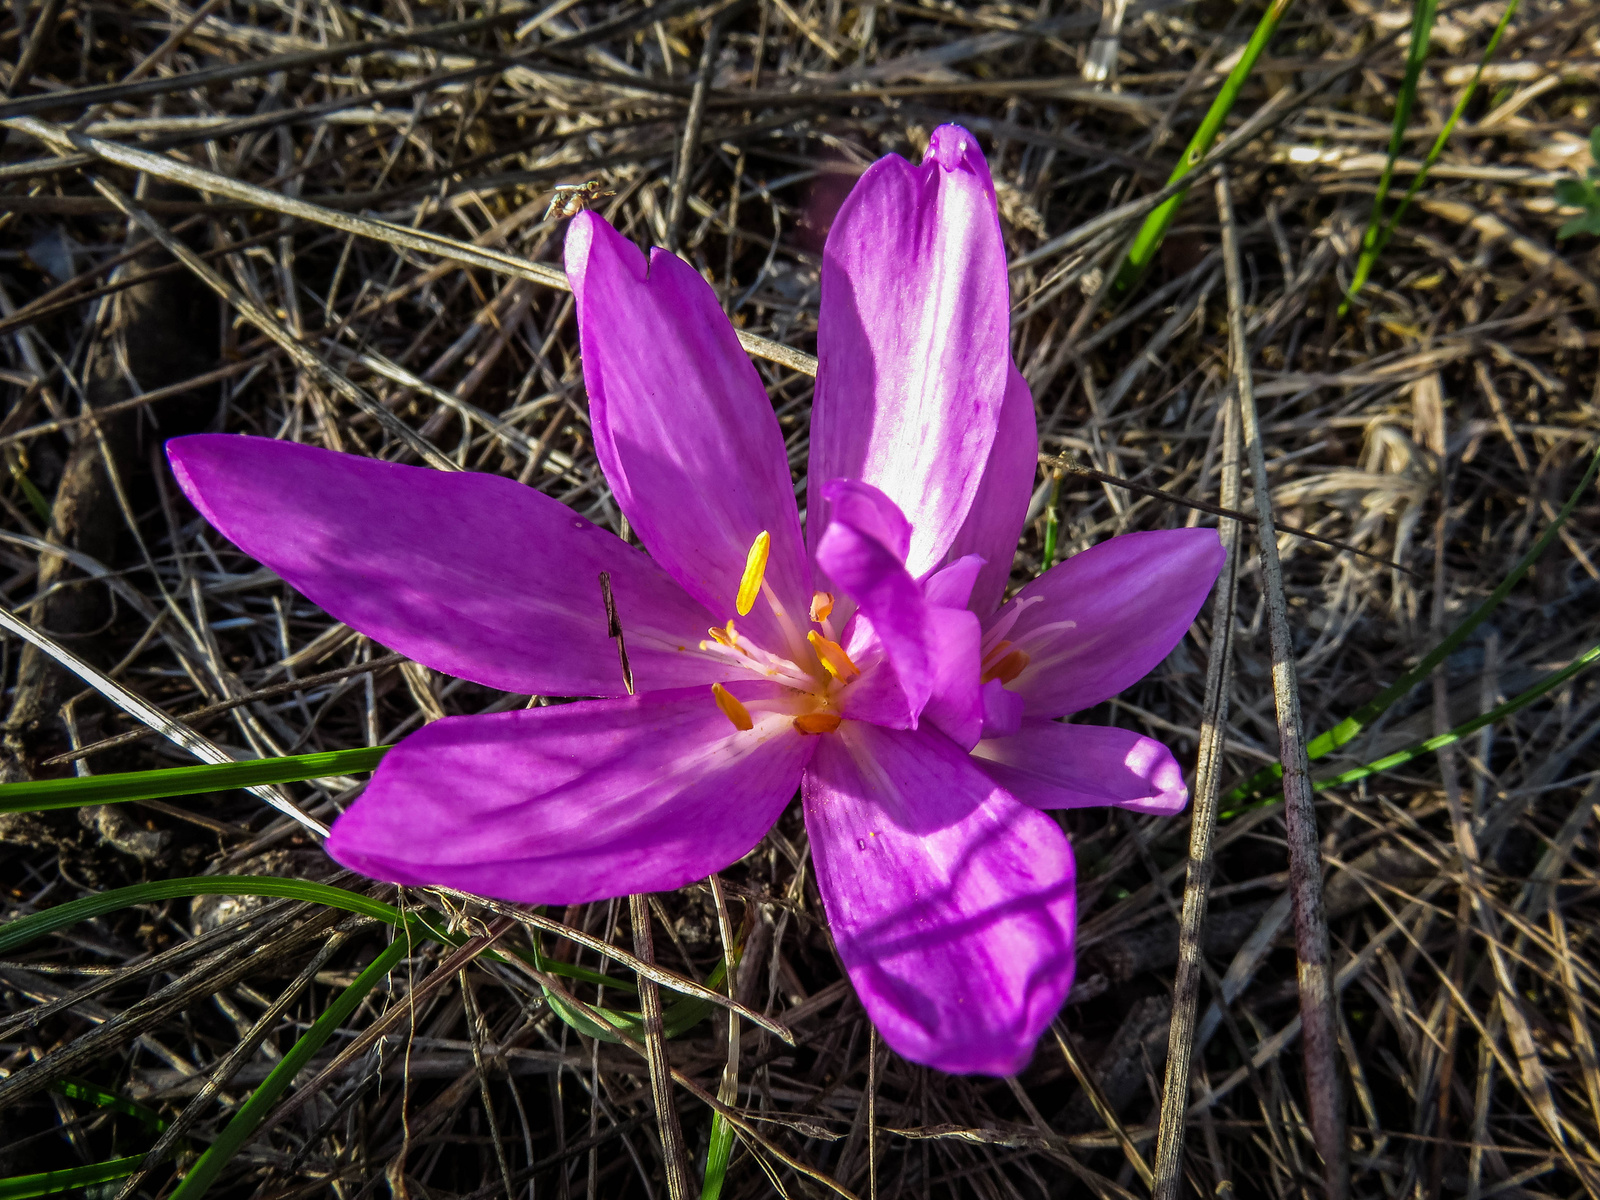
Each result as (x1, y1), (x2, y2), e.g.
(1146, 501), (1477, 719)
(702, 533), (848, 736)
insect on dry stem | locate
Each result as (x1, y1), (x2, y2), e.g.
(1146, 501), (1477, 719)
(598, 569), (634, 696)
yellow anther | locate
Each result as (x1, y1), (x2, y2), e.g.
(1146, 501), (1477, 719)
(809, 590), (834, 623)
(707, 620), (738, 648)
(793, 712), (843, 735)
(807, 630), (860, 682)
(982, 648), (1030, 686)
(736, 530), (771, 616)
(711, 682), (753, 732)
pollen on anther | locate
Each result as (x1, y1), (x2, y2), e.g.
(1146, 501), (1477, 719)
(982, 648), (1030, 686)
(794, 712), (842, 735)
(711, 683), (753, 732)
(736, 531), (771, 616)
(807, 630), (860, 682)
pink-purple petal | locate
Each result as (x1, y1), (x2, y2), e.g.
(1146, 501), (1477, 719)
(811, 124), (1011, 578)
(816, 478), (912, 563)
(167, 435), (724, 698)
(922, 553), (984, 610)
(803, 721), (1076, 1075)
(817, 497), (935, 721)
(998, 528), (1225, 717)
(943, 366), (1038, 617)
(326, 684), (813, 904)
(836, 616), (914, 730)
(917, 606), (984, 750)
(979, 679), (1025, 740)
(565, 212), (809, 654)
(972, 719), (1189, 815)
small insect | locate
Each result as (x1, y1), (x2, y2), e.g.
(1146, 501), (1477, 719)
(544, 180), (614, 220)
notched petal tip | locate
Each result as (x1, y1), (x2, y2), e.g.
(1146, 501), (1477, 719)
(925, 124), (994, 193)
(819, 478), (913, 562)
(562, 208), (646, 291)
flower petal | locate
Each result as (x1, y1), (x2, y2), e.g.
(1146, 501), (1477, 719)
(803, 721), (1076, 1075)
(327, 683), (813, 904)
(914, 554), (988, 747)
(979, 679), (1025, 740)
(565, 212), (809, 655)
(922, 553), (984, 609)
(943, 366), (1038, 616)
(972, 719), (1189, 815)
(998, 528), (1225, 717)
(812, 124), (1010, 577)
(167, 435), (725, 697)
(820, 477), (912, 562)
(818, 481), (936, 722)
(918, 606), (984, 749)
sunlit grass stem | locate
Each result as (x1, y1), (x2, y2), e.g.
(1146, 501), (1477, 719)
(166, 934), (413, 1200)
(1113, 0), (1293, 293)
(1221, 640), (1600, 819)
(1224, 435), (1600, 807)
(1340, 0), (1522, 313)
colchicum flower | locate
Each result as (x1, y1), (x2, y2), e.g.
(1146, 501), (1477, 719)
(167, 125), (1223, 1075)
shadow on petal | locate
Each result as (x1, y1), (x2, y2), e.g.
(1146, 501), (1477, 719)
(329, 683), (814, 906)
(804, 721), (1075, 1076)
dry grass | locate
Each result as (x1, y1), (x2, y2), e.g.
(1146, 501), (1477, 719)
(1, 0), (1598, 1196)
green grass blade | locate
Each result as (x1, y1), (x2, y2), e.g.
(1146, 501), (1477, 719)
(3, 760), (776, 1031)
(4, 452), (52, 526)
(51, 1077), (166, 1130)
(0, 877), (407, 955)
(0, 875), (636, 992)
(0, 745), (391, 813)
(1342, 0), (1521, 311)
(1222, 641), (1600, 818)
(1114, 0), (1293, 292)
(1224, 437), (1600, 806)
(0, 874), (732, 1045)
(544, 958), (728, 1044)
(159, 915), (716, 1200)
(167, 934), (412, 1200)
(1316, 641), (1600, 788)
(0, 1156), (146, 1199)
(1357, 0), (1441, 273)
(1040, 471), (1062, 574)
(701, 1113), (738, 1200)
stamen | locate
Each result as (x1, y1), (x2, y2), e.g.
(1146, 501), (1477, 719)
(982, 649), (1030, 686)
(711, 683), (753, 732)
(793, 712), (843, 735)
(809, 591), (834, 622)
(736, 531), (771, 617)
(980, 639), (1012, 671)
(807, 631), (860, 682)
(697, 623), (818, 690)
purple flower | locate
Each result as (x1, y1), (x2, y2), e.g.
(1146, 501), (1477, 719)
(166, 125), (1222, 1075)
